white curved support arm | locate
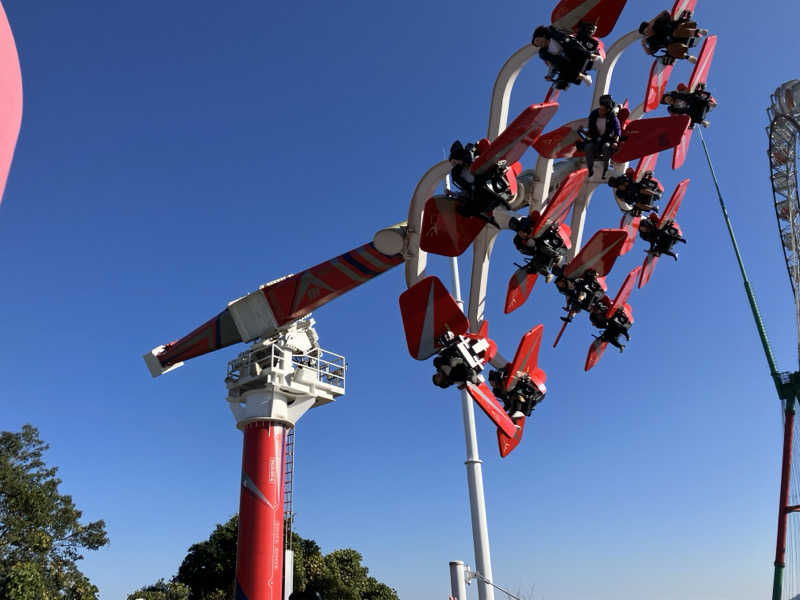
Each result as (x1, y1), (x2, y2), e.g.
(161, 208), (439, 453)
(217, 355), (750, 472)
(405, 160), (452, 288)
(487, 45), (538, 140)
(592, 30), (641, 108)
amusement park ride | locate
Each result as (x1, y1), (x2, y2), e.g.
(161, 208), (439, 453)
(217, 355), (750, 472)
(0, 0), (788, 597)
(141, 0), (723, 599)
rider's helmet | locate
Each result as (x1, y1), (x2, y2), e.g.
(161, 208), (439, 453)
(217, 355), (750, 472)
(625, 167), (635, 178)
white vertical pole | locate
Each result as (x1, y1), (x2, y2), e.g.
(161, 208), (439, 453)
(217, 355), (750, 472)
(450, 561), (469, 600)
(449, 249), (495, 600)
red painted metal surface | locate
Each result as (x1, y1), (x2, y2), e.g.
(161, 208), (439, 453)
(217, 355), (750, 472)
(466, 381), (518, 438)
(470, 103), (559, 174)
(506, 325), (546, 391)
(155, 242), (402, 370)
(532, 168), (587, 235)
(634, 153), (660, 180)
(774, 405), (795, 571)
(236, 422), (286, 600)
(607, 266), (641, 318)
(504, 268), (538, 314)
(399, 276), (469, 360)
(638, 252), (659, 288)
(688, 36), (717, 92)
(584, 337), (608, 371)
(645, 61), (673, 113)
(672, 127), (693, 170)
(551, 0), (627, 37)
(619, 213), (640, 256)
(497, 416), (525, 457)
(614, 115), (691, 163)
(563, 228), (627, 278)
(0, 1), (21, 205)
(533, 118), (587, 159)
(660, 178), (690, 226)
(420, 195), (486, 257)
(671, 0), (698, 19)
(264, 242), (403, 326)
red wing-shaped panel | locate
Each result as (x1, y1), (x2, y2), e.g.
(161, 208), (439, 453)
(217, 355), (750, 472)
(504, 267), (539, 314)
(466, 381), (518, 438)
(585, 338), (609, 371)
(672, 126), (693, 170)
(638, 252), (659, 288)
(533, 118), (587, 158)
(645, 60), (673, 113)
(420, 195), (485, 257)
(614, 115), (691, 163)
(619, 213), (640, 256)
(607, 266), (641, 318)
(471, 103), (559, 175)
(689, 35), (717, 91)
(498, 417), (525, 457)
(563, 228), (628, 278)
(532, 168), (588, 236)
(551, 0), (627, 37)
(399, 276), (469, 360)
(660, 178), (690, 226)
(634, 153), (659, 180)
(506, 325), (545, 391)
(0, 2), (21, 205)
(507, 161), (522, 197)
(618, 105), (631, 129)
(671, 0), (697, 18)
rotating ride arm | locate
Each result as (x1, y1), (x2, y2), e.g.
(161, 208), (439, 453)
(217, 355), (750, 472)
(144, 225), (406, 376)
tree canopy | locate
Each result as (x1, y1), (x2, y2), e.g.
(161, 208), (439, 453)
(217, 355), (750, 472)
(0, 424), (109, 600)
(131, 515), (398, 600)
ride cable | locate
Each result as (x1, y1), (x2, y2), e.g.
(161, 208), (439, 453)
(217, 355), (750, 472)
(697, 126), (800, 600)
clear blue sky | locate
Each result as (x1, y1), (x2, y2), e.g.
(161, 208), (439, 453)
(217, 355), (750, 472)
(1, 1), (797, 598)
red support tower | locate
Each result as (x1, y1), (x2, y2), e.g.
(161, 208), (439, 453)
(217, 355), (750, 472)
(225, 318), (345, 600)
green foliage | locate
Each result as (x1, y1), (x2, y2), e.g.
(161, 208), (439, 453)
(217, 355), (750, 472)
(174, 515), (238, 600)
(126, 579), (191, 600)
(0, 425), (109, 600)
(139, 515), (399, 600)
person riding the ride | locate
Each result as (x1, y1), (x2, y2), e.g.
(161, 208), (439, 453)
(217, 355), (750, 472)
(638, 213), (686, 260)
(508, 215), (568, 281)
(639, 9), (707, 63)
(488, 366), (546, 420)
(608, 168), (662, 213)
(531, 24), (597, 88)
(662, 83), (717, 128)
(588, 296), (632, 351)
(448, 140), (513, 223)
(578, 94), (620, 177)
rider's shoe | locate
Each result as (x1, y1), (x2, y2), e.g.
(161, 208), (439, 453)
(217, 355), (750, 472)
(579, 73), (592, 86)
(687, 55), (698, 63)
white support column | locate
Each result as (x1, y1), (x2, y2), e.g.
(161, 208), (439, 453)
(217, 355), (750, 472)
(449, 561), (469, 600)
(568, 182), (599, 260)
(461, 387), (494, 600)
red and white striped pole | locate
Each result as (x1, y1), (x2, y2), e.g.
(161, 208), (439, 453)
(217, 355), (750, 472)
(235, 421), (287, 600)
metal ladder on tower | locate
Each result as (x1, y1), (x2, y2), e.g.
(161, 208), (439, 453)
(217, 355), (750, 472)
(284, 426), (295, 551)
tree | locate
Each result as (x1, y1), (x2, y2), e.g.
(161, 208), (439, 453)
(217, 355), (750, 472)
(153, 515), (399, 600)
(0, 424), (109, 600)
(126, 579), (191, 600)
(174, 515), (238, 600)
